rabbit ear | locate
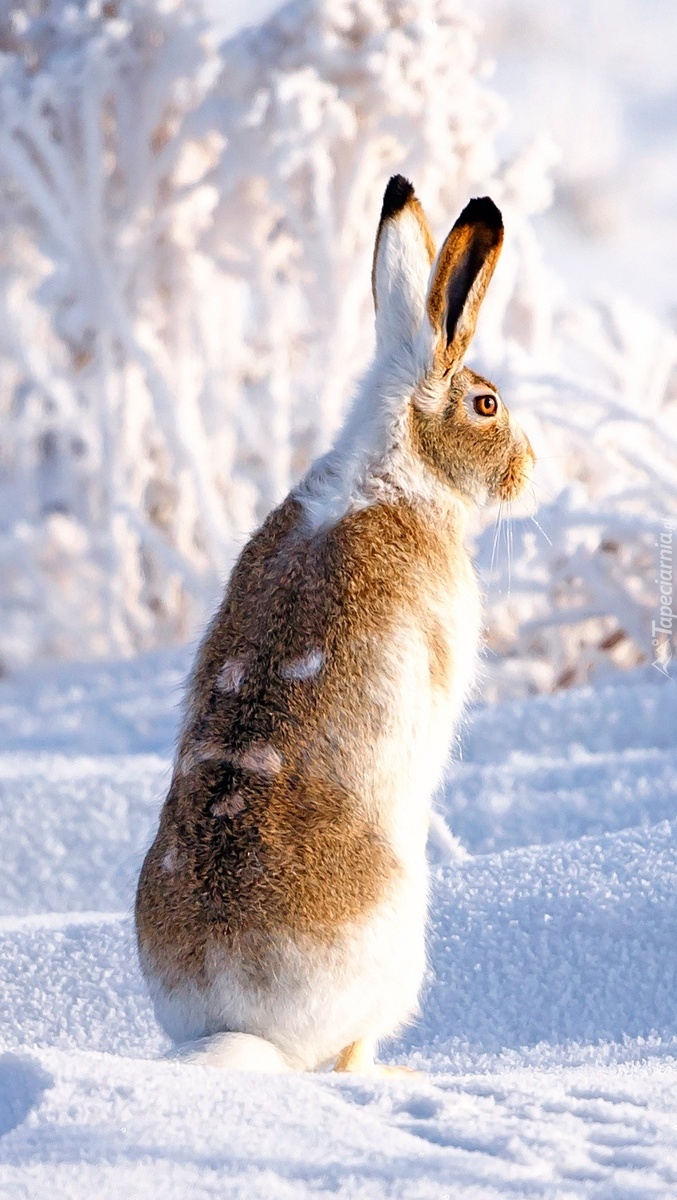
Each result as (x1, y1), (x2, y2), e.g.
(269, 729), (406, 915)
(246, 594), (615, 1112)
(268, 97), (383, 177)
(372, 175), (436, 352)
(426, 197), (503, 373)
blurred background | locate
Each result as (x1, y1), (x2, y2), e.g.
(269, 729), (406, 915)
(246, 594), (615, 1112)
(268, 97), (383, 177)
(0, 0), (675, 699)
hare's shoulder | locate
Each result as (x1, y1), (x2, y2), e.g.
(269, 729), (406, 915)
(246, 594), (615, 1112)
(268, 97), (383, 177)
(195, 494), (453, 676)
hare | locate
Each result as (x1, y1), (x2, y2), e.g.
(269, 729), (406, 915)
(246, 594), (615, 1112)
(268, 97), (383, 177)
(135, 176), (535, 1074)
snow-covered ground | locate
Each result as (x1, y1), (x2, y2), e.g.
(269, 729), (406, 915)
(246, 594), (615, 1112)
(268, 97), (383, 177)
(1, 653), (676, 1197)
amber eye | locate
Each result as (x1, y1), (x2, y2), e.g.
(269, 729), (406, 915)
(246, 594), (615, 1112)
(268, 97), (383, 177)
(473, 393), (498, 417)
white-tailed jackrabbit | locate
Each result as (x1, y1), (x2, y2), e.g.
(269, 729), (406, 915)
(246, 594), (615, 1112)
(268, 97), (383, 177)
(136, 176), (535, 1074)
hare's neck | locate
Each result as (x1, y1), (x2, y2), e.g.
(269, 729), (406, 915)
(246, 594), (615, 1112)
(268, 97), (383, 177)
(296, 362), (471, 535)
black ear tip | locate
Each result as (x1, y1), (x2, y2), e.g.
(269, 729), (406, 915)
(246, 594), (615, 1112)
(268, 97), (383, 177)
(381, 174), (415, 221)
(456, 196), (503, 232)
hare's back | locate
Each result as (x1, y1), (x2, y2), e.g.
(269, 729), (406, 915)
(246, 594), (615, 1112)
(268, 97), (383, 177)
(136, 496), (456, 990)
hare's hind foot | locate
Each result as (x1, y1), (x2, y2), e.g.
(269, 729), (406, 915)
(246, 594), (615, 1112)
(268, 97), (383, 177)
(334, 1039), (421, 1079)
(334, 1038), (374, 1074)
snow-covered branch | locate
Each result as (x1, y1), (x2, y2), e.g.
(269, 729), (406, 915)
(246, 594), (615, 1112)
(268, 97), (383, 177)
(0, 0), (674, 695)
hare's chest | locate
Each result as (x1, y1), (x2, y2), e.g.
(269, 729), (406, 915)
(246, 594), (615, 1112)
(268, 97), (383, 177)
(365, 582), (480, 823)
(419, 547), (482, 707)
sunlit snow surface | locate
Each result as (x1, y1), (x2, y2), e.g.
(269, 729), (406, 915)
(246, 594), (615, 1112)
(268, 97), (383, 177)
(1, 655), (676, 1197)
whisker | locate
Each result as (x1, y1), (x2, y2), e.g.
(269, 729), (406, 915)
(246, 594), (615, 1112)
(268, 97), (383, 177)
(530, 512), (553, 546)
(529, 478), (558, 504)
(530, 454), (572, 461)
(490, 502), (503, 574)
(502, 507), (512, 597)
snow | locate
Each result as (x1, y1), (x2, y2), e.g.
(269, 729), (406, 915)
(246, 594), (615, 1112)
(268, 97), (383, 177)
(1, 653), (676, 1196)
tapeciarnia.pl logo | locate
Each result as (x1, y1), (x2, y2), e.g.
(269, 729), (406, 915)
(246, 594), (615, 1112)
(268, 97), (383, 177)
(652, 517), (674, 678)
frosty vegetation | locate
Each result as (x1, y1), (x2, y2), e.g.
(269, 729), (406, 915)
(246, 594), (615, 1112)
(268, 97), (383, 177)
(0, 0), (675, 696)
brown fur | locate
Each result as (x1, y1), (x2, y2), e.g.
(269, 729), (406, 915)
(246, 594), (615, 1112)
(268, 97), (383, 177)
(136, 495), (462, 991)
(411, 366), (535, 503)
(427, 199), (503, 371)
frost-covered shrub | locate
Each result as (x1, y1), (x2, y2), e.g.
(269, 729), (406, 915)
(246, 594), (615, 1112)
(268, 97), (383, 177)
(0, 0), (674, 693)
(0, 0), (224, 662)
(476, 295), (677, 697)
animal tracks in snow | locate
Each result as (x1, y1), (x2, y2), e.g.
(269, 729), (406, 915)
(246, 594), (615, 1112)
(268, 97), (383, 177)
(331, 1069), (677, 1195)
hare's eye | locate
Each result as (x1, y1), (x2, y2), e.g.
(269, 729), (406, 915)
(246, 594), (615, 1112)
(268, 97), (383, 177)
(473, 393), (498, 417)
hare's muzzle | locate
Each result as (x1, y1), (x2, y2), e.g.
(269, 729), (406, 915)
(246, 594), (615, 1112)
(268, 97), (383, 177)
(499, 435), (536, 502)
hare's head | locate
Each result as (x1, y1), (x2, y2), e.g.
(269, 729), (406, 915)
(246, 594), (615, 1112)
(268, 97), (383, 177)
(372, 176), (535, 505)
